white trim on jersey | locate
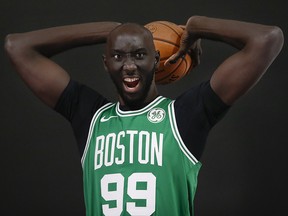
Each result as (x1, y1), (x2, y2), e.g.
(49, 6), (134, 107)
(116, 96), (166, 117)
(81, 96), (166, 166)
(81, 102), (114, 166)
(81, 96), (199, 166)
(168, 101), (199, 165)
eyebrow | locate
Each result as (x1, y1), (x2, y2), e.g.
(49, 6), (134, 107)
(112, 48), (147, 54)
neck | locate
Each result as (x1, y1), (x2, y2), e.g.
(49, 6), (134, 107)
(119, 84), (158, 110)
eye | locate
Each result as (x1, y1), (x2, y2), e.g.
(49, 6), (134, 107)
(112, 54), (122, 61)
(135, 52), (145, 59)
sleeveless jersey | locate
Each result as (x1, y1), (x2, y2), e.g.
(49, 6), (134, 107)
(81, 96), (201, 216)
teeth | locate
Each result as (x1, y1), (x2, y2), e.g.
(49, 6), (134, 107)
(124, 77), (139, 82)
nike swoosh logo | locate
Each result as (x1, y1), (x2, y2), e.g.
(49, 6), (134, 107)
(100, 115), (118, 122)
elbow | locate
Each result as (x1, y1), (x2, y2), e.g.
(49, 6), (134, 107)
(4, 34), (14, 56)
(269, 26), (284, 55)
(258, 26), (284, 57)
(5, 33), (36, 67)
(246, 25), (284, 65)
(4, 33), (24, 59)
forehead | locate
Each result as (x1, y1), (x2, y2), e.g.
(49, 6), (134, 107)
(110, 34), (148, 51)
(107, 25), (155, 52)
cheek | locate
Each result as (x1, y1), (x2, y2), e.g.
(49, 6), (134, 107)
(109, 70), (121, 82)
(138, 60), (155, 72)
(106, 60), (122, 73)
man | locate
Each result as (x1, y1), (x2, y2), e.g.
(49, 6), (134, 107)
(5, 16), (283, 215)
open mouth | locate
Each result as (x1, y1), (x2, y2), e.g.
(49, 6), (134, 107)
(123, 77), (140, 88)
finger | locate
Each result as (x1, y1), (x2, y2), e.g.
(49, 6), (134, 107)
(164, 52), (184, 66)
(178, 25), (186, 30)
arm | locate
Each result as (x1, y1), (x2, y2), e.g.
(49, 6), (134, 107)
(4, 22), (121, 108)
(169, 16), (284, 105)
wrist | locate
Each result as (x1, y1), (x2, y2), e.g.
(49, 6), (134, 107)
(185, 16), (205, 40)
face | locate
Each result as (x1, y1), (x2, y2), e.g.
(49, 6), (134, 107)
(103, 24), (159, 109)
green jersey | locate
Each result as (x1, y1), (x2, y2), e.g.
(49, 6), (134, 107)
(81, 96), (201, 216)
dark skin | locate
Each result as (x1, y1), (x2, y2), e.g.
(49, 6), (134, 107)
(5, 16), (283, 109)
(170, 16), (284, 105)
(3, 16), (284, 215)
(103, 23), (160, 110)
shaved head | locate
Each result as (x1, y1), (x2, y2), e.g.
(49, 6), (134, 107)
(102, 22), (159, 109)
(106, 23), (156, 52)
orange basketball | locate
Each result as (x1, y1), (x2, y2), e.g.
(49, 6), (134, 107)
(145, 21), (193, 85)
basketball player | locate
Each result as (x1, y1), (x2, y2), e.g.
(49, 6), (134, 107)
(5, 16), (283, 215)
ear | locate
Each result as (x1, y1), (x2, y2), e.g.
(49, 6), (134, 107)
(102, 54), (108, 71)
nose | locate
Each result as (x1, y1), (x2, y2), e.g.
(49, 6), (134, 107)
(123, 58), (137, 72)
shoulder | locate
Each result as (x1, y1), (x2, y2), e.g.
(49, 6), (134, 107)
(174, 80), (230, 127)
(172, 81), (230, 160)
(54, 79), (110, 121)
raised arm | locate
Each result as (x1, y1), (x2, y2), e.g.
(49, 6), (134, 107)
(5, 22), (120, 108)
(169, 16), (284, 105)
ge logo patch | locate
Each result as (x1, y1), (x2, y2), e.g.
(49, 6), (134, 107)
(147, 108), (165, 123)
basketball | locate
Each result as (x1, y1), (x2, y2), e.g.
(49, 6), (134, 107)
(145, 21), (193, 85)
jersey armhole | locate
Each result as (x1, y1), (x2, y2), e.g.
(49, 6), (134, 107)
(168, 101), (201, 165)
(81, 103), (114, 167)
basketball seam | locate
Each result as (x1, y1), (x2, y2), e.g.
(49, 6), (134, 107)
(145, 21), (192, 84)
(157, 59), (187, 83)
(157, 21), (182, 38)
(153, 37), (181, 49)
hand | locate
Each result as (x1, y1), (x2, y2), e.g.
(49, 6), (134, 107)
(165, 26), (202, 68)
